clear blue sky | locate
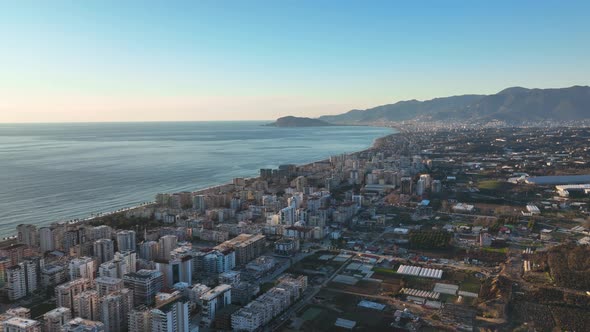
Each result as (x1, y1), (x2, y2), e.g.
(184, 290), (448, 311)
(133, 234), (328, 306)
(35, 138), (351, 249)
(1, 0), (589, 122)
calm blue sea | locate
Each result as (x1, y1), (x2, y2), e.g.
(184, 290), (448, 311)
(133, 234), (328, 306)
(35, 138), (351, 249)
(0, 121), (393, 237)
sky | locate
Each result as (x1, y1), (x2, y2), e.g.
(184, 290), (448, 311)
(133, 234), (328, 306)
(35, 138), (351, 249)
(1, 0), (589, 122)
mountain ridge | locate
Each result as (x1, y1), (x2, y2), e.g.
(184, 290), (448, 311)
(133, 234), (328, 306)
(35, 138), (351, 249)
(317, 86), (590, 124)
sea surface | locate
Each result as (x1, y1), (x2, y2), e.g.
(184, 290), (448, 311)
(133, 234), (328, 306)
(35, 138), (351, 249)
(0, 121), (393, 237)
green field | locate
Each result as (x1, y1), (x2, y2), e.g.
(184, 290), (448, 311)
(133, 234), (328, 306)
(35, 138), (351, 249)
(372, 267), (396, 274)
(482, 247), (508, 254)
(477, 180), (515, 192)
(301, 307), (323, 321)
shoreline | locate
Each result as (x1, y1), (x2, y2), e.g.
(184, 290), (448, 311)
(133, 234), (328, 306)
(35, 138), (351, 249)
(1, 125), (398, 241)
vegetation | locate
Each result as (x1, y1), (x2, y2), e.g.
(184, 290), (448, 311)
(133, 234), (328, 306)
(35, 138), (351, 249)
(477, 180), (507, 190)
(372, 267), (396, 275)
(534, 244), (590, 291)
(481, 247), (508, 254)
(89, 214), (161, 231)
(409, 230), (452, 249)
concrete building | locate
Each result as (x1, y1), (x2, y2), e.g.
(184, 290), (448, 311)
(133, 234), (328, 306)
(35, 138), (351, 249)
(416, 178), (425, 196)
(5, 307), (31, 319)
(400, 177), (413, 195)
(43, 307), (72, 332)
(186, 283), (210, 304)
(123, 269), (163, 306)
(95, 276), (124, 297)
(115, 230), (136, 252)
(56, 278), (91, 313)
(215, 234), (265, 266)
(432, 179), (442, 193)
(73, 290), (100, 321)
(6, 265), (27, 301)
(200, 284), (232, 327)
(274, 237), (300, 256)
(61, 318), (105, 332)
(68, 257), (96, 281)
(150, 299), (189, 332)
(192, 195), (206, 213)
(155, 256), (192, 288)
(39, 227), (56, 252)
(128, 306), (152, 332)
(218, 271), (240, 286)
(17, 225), (38, 248)
(99, 251), (136, 279)
(1, 317), (41, 332)
(41, 263), (67, 288)
(158, 235), (178, 261)
(138, 241), (159, 261)
(231, 275), (307, 332)
(93, 239), (114, 265)
(6, 259), (39, 301)
(98, 289), (133, 332)
(0, 256), (11, 288)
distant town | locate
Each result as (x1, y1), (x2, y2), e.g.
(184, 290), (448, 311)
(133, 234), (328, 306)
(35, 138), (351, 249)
(2, 124), (590, 331)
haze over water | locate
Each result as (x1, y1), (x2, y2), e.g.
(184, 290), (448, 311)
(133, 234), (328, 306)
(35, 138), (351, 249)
(0, 121), (392, 237)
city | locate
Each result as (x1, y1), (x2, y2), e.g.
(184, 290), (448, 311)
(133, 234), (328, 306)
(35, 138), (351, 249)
(2, 2), (590, 332)
(1, 125), (590, 331)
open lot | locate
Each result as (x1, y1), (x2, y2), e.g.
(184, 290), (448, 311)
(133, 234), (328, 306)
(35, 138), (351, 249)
(295, 290), (394, 331)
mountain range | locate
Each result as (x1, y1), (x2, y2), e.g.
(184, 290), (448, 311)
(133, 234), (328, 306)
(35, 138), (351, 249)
(318, 86), (590, 125)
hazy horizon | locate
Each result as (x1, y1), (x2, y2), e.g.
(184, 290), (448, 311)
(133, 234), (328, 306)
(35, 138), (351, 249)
(2, 1), (589, 122)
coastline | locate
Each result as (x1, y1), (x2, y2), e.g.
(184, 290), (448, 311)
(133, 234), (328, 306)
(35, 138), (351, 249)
(1, 125), (398, 241)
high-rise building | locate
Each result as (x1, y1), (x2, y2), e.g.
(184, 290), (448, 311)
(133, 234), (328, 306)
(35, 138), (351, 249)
(158, 235), (177, 261)
(199, 249), (236, 275)
(61, 317), (105, 332)
(6, 265), (27, 301)
(150, 299), (190, 332)
(93, 239), (114, 265)
(200, 284), (232, 327)
(41, 263), (68, 288)
(400, 177), (413, 195)
(192, 195), (206, 213)
(39, 227), (55, 252)
(95, 276), (124, 297)
(89, 225), (112, 241)
(215, 234), (265, 266)
(5, 258), (40, 301)
(68, 257), (96, 281)
(98, 289), (133, 332)
(17, 224), (39, 248)
(43, 307), (72, 332)
(431, 179), (442, 193)
(73, 290), (100, 321)
(155, 256), (193, 288)
(56, 278), (91, 313)
(1, 317), (41, 332)
(123, 269), (163, 306)
(128, 306), (152, 332)
(99, 251), (137, 279)
(0, 243), (32, 266)
(115, 230), (136, 252)
(138, 241), (159, 261)
(416, 178), (425, 196)
(0, 256), (11, 288)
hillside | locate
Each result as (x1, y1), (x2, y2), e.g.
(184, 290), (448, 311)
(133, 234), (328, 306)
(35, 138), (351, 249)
(267, 116), (334, 127)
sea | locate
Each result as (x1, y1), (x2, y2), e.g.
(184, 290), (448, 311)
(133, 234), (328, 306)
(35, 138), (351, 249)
(0, 121), (393, 237)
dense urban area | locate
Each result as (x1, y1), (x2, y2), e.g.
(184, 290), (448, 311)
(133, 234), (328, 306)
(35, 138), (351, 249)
(2, 125), (590, 332)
